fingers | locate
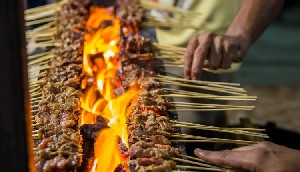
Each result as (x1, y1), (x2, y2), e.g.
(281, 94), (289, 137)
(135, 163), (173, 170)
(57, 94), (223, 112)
(184, 34), (199, 80)
(191, 33), (213, 80)
(209, 36), (223, 69)
(185, 33), (248, 80)
(194, 148), (254, 171)
(222, 39), (235, 69)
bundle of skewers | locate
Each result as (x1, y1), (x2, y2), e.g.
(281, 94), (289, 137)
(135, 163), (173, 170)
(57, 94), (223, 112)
(25, 0), (205, 48)
(26, 1), (266, 172)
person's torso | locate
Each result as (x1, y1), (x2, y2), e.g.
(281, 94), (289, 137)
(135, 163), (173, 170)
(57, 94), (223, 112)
(155, 0), (241, 46)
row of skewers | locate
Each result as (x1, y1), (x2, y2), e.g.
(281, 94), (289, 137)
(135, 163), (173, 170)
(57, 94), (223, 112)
(29, 1), (87, 171)
(26, 1), (266, 172)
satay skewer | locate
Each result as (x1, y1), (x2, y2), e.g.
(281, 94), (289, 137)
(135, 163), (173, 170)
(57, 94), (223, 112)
(157, 74), (241, 86)
(29, 71), (46, 79)
(26, 21), (55, 34)
(25, 9), (59, 21)
(26, 31), (56, 38)
(163, 89), (256, 100)
(158, 75), (241, 87)
(175, 165), (226, 172)
(29, 86), (42, 93)
(25, 1), (64, 14)
(169, 108), (253, 112)
(173, 124), (268, 138)
(28, 65), (50, 73)
(26, 16), (57, 27)
(159, 80), (245, 93)
(170, 134), (259, 144)
(161, 80), (247, 96)
(164, 95), (256, 101)
(172, 103), (255, 109)
(28, 51), (52, 60)
(28, 54), (54, 66)
(171, 120), (265, 132)
(173, 157), (227, 171)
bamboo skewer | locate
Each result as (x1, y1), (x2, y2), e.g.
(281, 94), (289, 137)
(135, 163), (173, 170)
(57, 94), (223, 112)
(32, 37), (53, 42)
(27, 40), (54, 48)
(28, 51), (52, 60)
(29, 71), (47, 79)
(29, 83), (40, 88)
(26, 21), (55, 34)
(164, 94), (255, 101)
(29, 80), (44, 86)
(28, 60), (50, 67)
(30, 91), (42, 96)
(27, 31), (56, 38)
(159, 64), (184, 68)
(171, 138), (258, 145)
(171, 103), (255, 110)
(26, 16), (57, 27)
(31, 100), (40, 104)
(25, 9), (59, 21)
(31, 100), (41, 105)
(160, 78), (244, 92)
(25, 1), (64, 14)
(178, 154), (206, 163)
(175, 165), (226, 172)
(165, 132), (261, 145)
(157, 74), (241, 87)
(163, 89), (256, 101)
(30, 96), (42, 101)
(169, 108), (253, 112)
(172, 124), (268, 138)
(162, 83), (246, 95)
(160, 82), (246, 95)
(171, 102), (254, 109)
(160, 80), (247, 96)
(29, 86), (41, 93)
(173, 157), (227, 171)
(171, 120), (265, 132)
(157, 74), (239, 87)
(29, 65), (50, 73)
(32, 134), (39, 137)
(156, 52), (185, 56)
(31, 105), (39, 109)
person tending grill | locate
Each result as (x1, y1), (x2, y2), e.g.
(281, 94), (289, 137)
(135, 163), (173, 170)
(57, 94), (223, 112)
(25, 0), (300, 171)
(154, 0), (300, 171)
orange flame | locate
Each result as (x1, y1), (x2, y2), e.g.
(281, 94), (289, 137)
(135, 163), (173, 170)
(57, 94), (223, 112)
(92, 86), (141, 172)
(93, 128), (124, 172)
(81, 5), (141, 172)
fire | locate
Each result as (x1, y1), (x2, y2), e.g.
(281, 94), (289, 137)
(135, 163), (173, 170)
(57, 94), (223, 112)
(81, 5), (141, 172)
(93, 128), (123, 172)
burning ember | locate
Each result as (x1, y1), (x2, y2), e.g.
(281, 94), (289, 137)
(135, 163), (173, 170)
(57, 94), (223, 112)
(81, 5), (140, 172)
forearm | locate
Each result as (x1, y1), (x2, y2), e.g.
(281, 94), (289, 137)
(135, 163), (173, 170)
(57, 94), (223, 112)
(226, 0), (284, 46)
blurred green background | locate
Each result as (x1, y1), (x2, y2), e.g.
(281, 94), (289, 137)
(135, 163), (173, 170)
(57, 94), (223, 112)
(240, 1), (300, 85)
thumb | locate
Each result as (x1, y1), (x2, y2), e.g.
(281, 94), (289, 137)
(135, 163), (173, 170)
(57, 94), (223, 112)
(194, 148), (254, 171)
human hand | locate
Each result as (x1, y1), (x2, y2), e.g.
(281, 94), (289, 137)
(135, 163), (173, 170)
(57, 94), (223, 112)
(184, 33), (250, 80)
(194, 141), (300, 172)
